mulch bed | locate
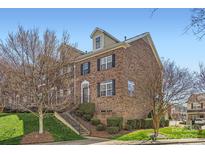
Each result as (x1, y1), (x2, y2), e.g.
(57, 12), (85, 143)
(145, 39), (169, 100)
(90, 129), (130, 138)
(73, 115), (130, 138)
(21, 131), (54, 144)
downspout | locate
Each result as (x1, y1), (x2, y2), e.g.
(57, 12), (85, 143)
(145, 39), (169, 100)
(73, 63), (76, 105)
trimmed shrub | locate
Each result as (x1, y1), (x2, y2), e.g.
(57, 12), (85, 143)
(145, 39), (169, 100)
(160, 117), (166, 127)
(91, 118), (100, 126)
(83, 114), (92, 121)
(145, 119), (153, 129)
(75, 109), (83, 117)
(165, 120), (169, 127)
(140, 119), (145, 129)
(159, 117), (169, 127)
(106, 127), (119, 134)
(96, 124), (106, 131)
(124, 124), (133, 131)
(79, 103), (95, 115)
(127, 119), (137, 130)
(107, 117), (123, 130)
(136, 119), (141, 129)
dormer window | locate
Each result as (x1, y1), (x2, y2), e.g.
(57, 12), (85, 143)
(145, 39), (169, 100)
(96, 36), (101, 49)
(94, 35), (103, 50)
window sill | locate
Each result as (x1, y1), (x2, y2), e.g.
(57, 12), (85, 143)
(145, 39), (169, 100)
(99, 67), (115, 72)
(99, 95), (115, 98)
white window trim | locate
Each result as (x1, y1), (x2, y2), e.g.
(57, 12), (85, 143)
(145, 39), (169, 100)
(81, 80), (90, 103)
(192, 102), (202, 110)
(128, 80), (135, 96)
(100, 55), (112, 70)
(93, 34), (104, 51)
(100, 80), (113, 96)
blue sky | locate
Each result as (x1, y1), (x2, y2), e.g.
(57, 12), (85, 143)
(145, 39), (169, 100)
(0, 8), (204, 71)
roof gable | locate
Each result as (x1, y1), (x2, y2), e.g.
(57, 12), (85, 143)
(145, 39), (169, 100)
(90, 27), (120, 43)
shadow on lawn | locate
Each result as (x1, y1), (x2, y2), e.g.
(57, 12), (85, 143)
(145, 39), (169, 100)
(0, 136), (22, 145)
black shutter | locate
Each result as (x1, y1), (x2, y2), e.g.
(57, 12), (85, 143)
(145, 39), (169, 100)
(97, 59), (100, 71)
(191, 103), (193, 109)
(81, 64), (83, 75)
(97, 83), (100, 97)
(112, 54), (115, 67)
(201, 103), (203, 109)
(88, 62), (90, 74)
(112, 79), (115, 95)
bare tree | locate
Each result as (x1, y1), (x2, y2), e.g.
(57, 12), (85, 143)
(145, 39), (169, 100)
(196, 63), (205, 92)
(135, 46), (194, 136)
(151, 8), (205, 39)
(0, 26), (75, 134)
(188, 9), (205, 40)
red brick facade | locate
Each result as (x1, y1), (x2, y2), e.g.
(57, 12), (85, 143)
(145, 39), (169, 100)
(67, 32), (162, 124)
(60, 29), (161, 123)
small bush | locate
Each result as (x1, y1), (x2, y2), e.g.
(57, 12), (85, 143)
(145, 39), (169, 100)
(79, 103), (95, 116)
(106, 127), (119, 134)
(75, 109), (83, 117)
(96, 124), (106, 131)
(107, 117), (123, 130)
(136, 119), (141, 129)
(160, 117), (166, 127)
(140, 119), (145, 129)
(145, 119), (153, 129)
(91, 118), (100, 126)
(165, 120), (169, 127)
(124, 124), (133, 131)
(184, 125), (192, 130)
(83, 114), (92, 121)
(127, 119), (137, 130)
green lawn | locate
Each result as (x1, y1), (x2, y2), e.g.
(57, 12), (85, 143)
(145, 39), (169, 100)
(0, 113), (83, 144)
(116, 127), (205, 141)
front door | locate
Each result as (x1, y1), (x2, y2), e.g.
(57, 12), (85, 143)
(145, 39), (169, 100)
(81, 80), (89, 103)
(83, 86), (89, 103)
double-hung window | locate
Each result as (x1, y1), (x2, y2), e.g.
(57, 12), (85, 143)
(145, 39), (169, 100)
(95, 36), (101, 49)
(100, 55), (113, 70)
(99, 80), (115, 97)
(81, 62), (90, 75)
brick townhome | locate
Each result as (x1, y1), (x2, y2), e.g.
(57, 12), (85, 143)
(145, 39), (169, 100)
(62, 27), (162, 124)
(187, 93), (205, 122)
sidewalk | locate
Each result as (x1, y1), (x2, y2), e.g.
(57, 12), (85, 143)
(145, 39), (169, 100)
(39, 136), (110, 145)
(92, 138), (205, 145)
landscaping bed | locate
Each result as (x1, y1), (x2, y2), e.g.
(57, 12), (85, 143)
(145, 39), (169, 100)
(0, 113), (83, 144)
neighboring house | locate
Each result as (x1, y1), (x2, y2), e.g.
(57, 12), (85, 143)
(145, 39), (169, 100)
(170, 104), (187, 121)
(62, 27), (162, 123)
(187, 93), (205, 122)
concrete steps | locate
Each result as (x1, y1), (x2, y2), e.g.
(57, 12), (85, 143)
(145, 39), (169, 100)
(57, 112), (90, 136)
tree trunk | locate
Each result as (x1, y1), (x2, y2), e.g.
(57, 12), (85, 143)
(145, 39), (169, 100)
(39, 107), (44, 134)
(152, 114), (160, 137)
